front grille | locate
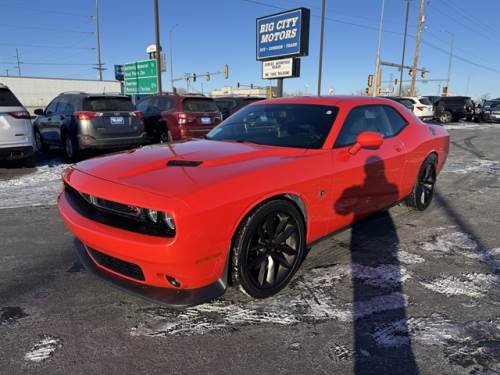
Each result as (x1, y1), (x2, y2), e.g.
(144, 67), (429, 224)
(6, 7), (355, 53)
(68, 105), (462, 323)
(64, 183), (174, 238)
(88, 247), (145, 281)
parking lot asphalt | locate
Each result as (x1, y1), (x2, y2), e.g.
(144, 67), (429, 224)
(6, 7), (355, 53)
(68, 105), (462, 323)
(1, 122), (499, 375)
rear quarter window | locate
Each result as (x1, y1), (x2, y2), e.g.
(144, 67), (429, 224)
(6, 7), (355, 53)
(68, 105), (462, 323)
(83, 97), (134, 111)
(0, 88), (22, 107)
(183, 98), (219, 112)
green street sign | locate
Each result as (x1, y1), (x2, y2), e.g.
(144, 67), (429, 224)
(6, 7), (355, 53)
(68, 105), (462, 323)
(124, 59), (158, 94)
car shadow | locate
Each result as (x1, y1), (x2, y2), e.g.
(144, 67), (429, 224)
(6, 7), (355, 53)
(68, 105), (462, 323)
(334, 155), (419, 374)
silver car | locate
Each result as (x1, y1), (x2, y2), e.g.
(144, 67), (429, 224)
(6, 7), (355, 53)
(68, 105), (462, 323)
(0, 84), (34, 166)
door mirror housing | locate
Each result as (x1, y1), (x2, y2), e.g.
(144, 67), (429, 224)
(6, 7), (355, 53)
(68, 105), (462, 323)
(34, 108), (44, 116)
(349, 131), (384, 155)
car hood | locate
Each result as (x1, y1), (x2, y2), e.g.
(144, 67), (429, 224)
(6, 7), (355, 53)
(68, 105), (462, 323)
(72, 139), (307, 198)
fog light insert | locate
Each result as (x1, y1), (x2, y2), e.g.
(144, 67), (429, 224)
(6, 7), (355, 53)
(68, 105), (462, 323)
(166, 275), (181, 288)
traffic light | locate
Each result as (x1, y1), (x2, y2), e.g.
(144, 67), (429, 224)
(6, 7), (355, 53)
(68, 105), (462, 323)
(250, 84), (254, 89)
(365, 88), (369, 94)
(421, 68), (427, 78)
(224, 64), (229, 79)
(442, 86), (448, 96)
(192, 73), (197, 82)
(408, 68), (413, 76)
(206, 72), (210, 81)
(394, 78), (398, 85)
(367, 74), (374, 87)
(237, 82), (240, 88)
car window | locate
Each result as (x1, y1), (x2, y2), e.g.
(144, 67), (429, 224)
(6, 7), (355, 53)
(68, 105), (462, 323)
(83, 97), (134, 111)
(215, 99), (236, 112)
(158, 97), (175, 111)
(182, 98), (219, 112)
(418, 97), (432, 105)
(45, 99), (60, 116)
(207, 104), (339, 149)
(0, 88), (22, 107)
(334, 105), (405, 148)
(136, 98), (150, 112)
(58, 97), (74, 115)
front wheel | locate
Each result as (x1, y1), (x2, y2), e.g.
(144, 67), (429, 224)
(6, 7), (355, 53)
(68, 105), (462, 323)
(231, 200), (306, 299)
(406, 157), (437, 211)
(439, 111), (452, 124)
(63, 134), (79, 161)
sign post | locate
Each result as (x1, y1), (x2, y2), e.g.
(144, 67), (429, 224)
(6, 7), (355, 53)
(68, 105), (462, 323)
(124, 59), (158, 95)
(256, 8), (310, 97)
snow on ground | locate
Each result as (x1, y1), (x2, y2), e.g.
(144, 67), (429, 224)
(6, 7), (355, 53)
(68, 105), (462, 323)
(442, 159), (500, 176)
(0, 160), (69, 209)
(420, 273), (498, 298)
(24, 336), (62, 363)
(444, 122), (497, 130)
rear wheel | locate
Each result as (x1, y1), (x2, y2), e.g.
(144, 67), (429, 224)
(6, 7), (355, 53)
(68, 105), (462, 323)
(231, 200), (306, 299)
(34, 129), (48, 153)
(63, 134), (79, 161)
(439, 111), (452, 124)
(406, 157), (437, 211)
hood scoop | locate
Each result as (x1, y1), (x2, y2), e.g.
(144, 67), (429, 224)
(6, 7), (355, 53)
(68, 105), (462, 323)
(166, 160), (203, 167)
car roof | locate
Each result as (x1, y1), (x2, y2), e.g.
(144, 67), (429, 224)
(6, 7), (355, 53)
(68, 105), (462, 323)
(214, 96), (265, 100)
(253, 95), (403, 107)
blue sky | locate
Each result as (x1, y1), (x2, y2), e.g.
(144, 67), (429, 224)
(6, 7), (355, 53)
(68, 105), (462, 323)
(1, 0), (499, 98)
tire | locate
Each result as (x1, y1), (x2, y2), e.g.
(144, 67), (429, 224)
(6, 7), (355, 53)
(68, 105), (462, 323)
(63, 134), (79, 161)
(439, 111), (452, 124)
(231, 199), (306, 299)
(406, 156), (437, 211)
(34, 129), (49, 153)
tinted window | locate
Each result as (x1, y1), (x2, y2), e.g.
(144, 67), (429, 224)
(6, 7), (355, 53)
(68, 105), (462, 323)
(207, 104), (339, 149)
(158, 97), (176, 111)
(83, 97), (134, 111)
(136, 98), (150, 112)
(418, 97), (432, 105)
(45, 99), (59, 115)
(0, 88), (22, 106)
(58, 97), (74, 115)
(215, 99), (236, 112)
(182, 98), (218, 112)
(334, 105), (406, 148)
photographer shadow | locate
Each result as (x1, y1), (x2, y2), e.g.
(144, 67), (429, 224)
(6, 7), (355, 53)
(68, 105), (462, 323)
(335, 155), (419, 375)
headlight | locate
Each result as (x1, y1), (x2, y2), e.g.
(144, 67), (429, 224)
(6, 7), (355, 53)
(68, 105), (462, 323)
(146, 209), (159, 223)
(163, 212), (176, 231)
(146, 209), (175, 231)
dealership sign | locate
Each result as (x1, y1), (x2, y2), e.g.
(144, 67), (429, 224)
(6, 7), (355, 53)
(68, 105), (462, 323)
(256, 8), (310, 61)
(262, 58), (300, 79)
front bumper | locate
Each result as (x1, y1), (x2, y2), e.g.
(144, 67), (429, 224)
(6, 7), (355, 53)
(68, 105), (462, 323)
(78, 132), (149, 150)
(73, 238), (226, 308)
(0, 145), (33, 160)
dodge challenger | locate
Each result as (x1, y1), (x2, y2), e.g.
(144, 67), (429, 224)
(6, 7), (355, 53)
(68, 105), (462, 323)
(57, 96), (449, 306)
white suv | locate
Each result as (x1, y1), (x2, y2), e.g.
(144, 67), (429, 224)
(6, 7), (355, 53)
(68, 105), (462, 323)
(400, 96), (434, 121)
(0, 84), (34, 166)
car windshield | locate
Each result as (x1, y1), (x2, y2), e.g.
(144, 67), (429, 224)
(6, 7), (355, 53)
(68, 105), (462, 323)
(484, 100), (500, 108)
(183, 98), (219, 112)
(0, 88), (22, 107)
(419, 97), (432, 105)
(83, 97), (134, 111)
(206, 103), (339, 149)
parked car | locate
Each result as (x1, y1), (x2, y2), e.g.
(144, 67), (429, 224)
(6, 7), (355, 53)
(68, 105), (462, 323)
(58, 96), (449, 306)
(434, 96), (474, 123)
(33, 92), (147, 160)
(399, 96), (434, 121)
(476, 99), (500, 123)
(384, 97), (415, 111)
(137, 94), (222, 142)
(214, 96), (265, 119)
(0, 84), (34, 166)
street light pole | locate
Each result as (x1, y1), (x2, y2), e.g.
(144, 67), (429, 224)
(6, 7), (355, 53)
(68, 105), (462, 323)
(317, 0), (326, 96)
(153, 0), (162, 94)
(373, 0), (385, 97)
(399, 0), (410, 96)
(15, 48), (21, 76)
(95, 0), (103, 80)
(446, 32), (454, 95)
(169, 24), (179, 92)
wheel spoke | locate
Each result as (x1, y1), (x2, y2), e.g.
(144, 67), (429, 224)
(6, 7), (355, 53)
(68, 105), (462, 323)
(263, 215), (276, 238)
(265, 255), (275, 285)
(273, 252), (293, 269)
(278, 243), (297, 255)
(257, 259), (267, 286)
(274, 224), (297, 244)
(248, 253), (267, 270)
(274, 214), (289, 236)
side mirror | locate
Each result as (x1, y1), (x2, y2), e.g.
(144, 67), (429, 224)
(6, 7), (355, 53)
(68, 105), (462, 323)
(34, 108), (44, 116)
(349, 131), (384, 155)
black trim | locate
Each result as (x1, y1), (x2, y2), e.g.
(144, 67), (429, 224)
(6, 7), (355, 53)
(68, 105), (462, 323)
(88, 247), (145, 281)
(166, 160), (203, 167)
(64, 183), (175, 238)
(74, 239), (227, 308)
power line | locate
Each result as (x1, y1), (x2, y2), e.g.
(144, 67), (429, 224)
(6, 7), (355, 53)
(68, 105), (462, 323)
(0, 61), (95, 66)
(0, 23), (93, 34)
(0, 42), (94, 50)
(0, 2), (93, 19)
(439, 0), (499, 36)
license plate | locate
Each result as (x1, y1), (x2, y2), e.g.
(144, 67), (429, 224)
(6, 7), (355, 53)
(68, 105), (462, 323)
(110, 116), (124, 125)
(200, 117), (211, 125)
(494, 114), (500, 119)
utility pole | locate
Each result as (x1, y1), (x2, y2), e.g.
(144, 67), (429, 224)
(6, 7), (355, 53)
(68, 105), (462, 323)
(373, 0), (385, 97)
(153, 0), (162, 94)
(446, 32), (454, 95)
(15, 49), (21, 76)
(410, 0), (425, 96)
(317, 0), (326, 95)
(399, 0), (410, 96)
(169, 24), (179, 92)
(95, 0), (103, 80)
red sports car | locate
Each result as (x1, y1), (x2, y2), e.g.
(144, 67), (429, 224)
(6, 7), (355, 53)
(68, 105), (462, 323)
(58, 96), (449, 306)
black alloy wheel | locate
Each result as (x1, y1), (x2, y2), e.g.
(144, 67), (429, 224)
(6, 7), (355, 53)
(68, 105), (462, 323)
(232, 200), (306, 299)
(407, 157), (437, 211)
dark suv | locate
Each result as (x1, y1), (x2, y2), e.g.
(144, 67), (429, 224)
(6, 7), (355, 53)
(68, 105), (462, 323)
(214, 96), (265, 120)
(33, 92), (147, 160)
(434, 96), (474, 123)
(137, 94), (222, 142)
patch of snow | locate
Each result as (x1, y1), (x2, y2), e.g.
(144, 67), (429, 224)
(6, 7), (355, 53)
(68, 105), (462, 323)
(444, 123), (494, 130)
(24, 336), (62, 363)
(442, 159), (500, 176)
(397, 250), (426, 265)
(421, 273), (498, 298)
